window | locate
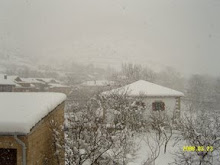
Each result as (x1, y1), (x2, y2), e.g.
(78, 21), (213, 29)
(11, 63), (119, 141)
(133, 101), (145, 107)
(152, 101), (165, 111)
(0, 148), (17, 165)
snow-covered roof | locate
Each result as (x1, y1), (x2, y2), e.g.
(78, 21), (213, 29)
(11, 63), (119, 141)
(36, 78), (61, 84)
(49, 83), (70, 88)
(103, 80), (184, 97)
(15, 83), (23, 88)
(20, 78), (43, 84)
(0, 92), (66, 134)
(81, 80), (115, 86)
(0, 74), (16, 85)
(15, 83), (36, 88)
(6, 75), (20, 82)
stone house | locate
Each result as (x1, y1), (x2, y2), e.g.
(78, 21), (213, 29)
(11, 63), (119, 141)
(0, 92), (66, 165)
(103, 80), (184, 120)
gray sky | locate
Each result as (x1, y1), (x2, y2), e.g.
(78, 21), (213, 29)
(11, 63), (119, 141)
(0, 0), (220, 76)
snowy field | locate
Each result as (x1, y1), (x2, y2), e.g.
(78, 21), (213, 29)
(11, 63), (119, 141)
(128, 132), (219, 165)
(127, 132), (184, 165)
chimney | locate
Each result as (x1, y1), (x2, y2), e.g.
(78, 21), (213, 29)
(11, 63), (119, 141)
(4, 75), (7, 80)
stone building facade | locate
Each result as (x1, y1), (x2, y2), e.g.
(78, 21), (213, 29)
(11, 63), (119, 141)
(0, 97), (65, 165)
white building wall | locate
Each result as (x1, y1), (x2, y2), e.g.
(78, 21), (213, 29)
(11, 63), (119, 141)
(142, 97), (178, 118)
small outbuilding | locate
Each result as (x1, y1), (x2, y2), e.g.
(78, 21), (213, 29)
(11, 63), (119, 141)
(0, 92), (66, 165)
(103, 80), (184, 119)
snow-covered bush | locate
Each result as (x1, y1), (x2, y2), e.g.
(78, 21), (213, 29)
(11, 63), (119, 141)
(63, 93), (147, 165)
(100, 93), (149, 132)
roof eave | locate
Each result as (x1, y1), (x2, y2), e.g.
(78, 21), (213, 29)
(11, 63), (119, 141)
(0, 132), (27, 136)
(128, 94), (184, 98)
(0, 84), (16, 86)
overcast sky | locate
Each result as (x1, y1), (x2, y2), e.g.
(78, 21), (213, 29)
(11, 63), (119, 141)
(0, 0), (220, 75)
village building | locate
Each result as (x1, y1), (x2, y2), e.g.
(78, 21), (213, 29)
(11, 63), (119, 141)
(14, 83), (37, 92)
(80, 80), (115, 92)
(0, 74), (16, 92)
(103, 80), (184, 120)
(0, 92), (66, 165)
(18, 77), (71, 94)
(0, 74), (71, 94)
(81, 80), (114, 86)
(6, 75), (22, 83)
(17, 78), (48, 91)
(48, 83), (72, 95)
(67, 80), (115, 106)
(36, 78), (62, 84)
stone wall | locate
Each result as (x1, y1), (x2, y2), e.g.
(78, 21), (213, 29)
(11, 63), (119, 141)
(27, 102), (65, 165)
(0, 136), (26, 165)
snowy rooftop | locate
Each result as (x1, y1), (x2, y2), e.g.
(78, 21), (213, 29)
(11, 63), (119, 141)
(0, 74), (16, 85)
(20, 78), (44, 84)
(6, 75), (20, 82)
(0, 92), (66, 134)
(49, 83), (70, 88)
(36, 78), (61, 84)
(81, 80), (115, 86)
(103, 80), (184, 97)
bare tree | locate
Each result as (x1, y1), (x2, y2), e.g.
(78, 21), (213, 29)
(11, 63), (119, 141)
(149, 111), (173, 154)
(109, 63), (156, 87)
(142, 132), (165, 165)
(173, 112), (220, 165)
(62, 93), (145, 165)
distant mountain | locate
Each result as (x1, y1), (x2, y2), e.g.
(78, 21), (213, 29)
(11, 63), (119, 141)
(0, 53), (37, 73)
(73, 55), (169, 74)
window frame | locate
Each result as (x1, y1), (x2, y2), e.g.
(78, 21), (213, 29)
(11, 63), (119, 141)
(152, 101), (165, 111)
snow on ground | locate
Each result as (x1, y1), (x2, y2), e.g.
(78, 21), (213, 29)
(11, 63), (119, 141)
(128, 132), (185, 165)
(0, 92), (66, 134)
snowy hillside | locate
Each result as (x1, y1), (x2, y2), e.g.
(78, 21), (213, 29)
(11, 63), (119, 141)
(0, 54), (38, 73)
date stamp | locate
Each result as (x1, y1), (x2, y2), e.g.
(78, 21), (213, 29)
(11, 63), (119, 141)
(183, 146), (213, 152)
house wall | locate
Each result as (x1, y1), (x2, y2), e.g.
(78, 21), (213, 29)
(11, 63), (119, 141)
(141, 96), (181, 119)
(14, 87), (38, 92)
(0, 136), (27, 165)
(17, 83), (32, 88)
(0, 85), (15, 92)
(0, 102), (65, 165)
(27, 102), (65, 165)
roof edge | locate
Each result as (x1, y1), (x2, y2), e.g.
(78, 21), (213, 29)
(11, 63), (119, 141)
(28, 100), (65, 135)
(0, 132), (27, 136)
